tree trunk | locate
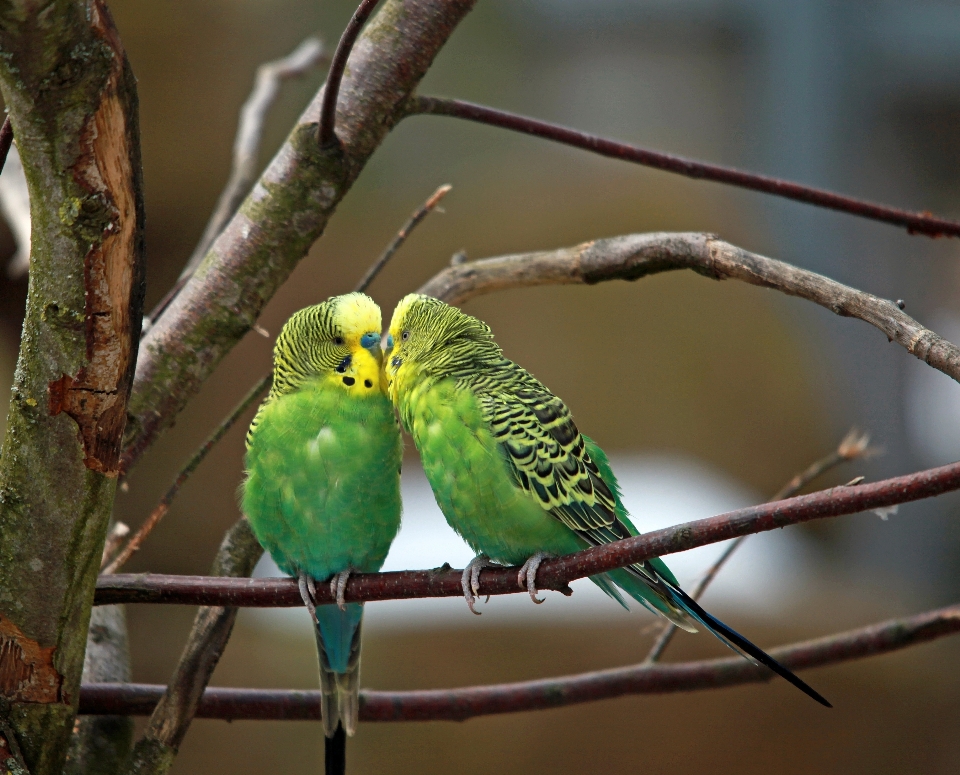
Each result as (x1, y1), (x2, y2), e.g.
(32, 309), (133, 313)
(0, 2), (145, 773)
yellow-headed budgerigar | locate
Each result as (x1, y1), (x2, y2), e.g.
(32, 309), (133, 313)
(242, 293), (403, 753)
(385, 293), (829, 707)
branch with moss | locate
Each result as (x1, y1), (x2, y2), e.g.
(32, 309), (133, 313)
(0, 2), (145, 774)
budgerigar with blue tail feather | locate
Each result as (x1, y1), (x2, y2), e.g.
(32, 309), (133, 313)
(385, 293), (829, 708)
(242, 293), (403, 754)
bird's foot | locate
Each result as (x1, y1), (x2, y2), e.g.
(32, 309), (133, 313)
(329, 569), (352, 611)
(461, 554), (495, 616)
(298, 572), (318, 624)
(517, 552), (554, 604)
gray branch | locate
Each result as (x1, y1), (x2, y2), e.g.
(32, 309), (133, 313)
(420, 232), (960, 385)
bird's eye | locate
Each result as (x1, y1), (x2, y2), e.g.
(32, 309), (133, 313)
(401, 331), (410, 342)
(334, 336), (345, 346)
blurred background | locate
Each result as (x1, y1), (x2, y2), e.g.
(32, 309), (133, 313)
(3, 0), (960, 772)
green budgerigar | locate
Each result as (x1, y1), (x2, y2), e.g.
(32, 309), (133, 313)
(385, 293), (829, 707)
(242, 293), (403, 744)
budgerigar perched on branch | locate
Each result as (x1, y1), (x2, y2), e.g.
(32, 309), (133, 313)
(243, 293), (403, 747)
(385, 293), (829, 707)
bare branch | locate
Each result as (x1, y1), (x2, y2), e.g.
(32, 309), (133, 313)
(410, 96), (960, 238)
(103, 378), (269, 575)
(318, 1), (381, 147)
(419, 233), (960, 386)
(78, 603), (960, 721)
(95, 458), (960, 608)
(121, 0), (478, 476)
(644, 429), (874, 664)
(355, 183), (452, 292)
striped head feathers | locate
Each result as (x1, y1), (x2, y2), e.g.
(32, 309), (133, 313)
(385, 294), (502, 399)
(271, 292), (385, 397)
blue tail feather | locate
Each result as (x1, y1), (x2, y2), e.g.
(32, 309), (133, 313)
(315, 602), (363, 674)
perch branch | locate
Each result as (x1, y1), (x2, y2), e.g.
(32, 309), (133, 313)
(410, 96), (960, 238)
(79, 603), (960, 721)
(318, 0), (381, 147)
(419, 232), (960, 386)
(645, 429), (873, 663)
(96, 457), (960, 608)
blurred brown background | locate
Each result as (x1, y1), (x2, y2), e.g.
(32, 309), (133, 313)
(3, 0), (960, 772)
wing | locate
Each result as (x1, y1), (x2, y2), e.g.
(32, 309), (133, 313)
(473, 364), (630, 547)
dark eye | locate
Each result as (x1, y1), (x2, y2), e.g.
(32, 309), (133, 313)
(401, 331), (410, 342)
(334, 336), (345, 346)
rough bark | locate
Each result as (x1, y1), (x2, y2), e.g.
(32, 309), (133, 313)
(120, 0), (478, 474)
(0, 2), (145, 773)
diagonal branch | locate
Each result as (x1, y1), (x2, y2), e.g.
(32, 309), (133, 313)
(419, 232), (960, 386)
(121, 0), (477, 476)
(78, 603), (960, 721)
(95, 457), (960, 608)
(409, 96), (960, 238)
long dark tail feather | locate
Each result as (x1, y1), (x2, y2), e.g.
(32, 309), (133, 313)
(665, 581), (832, 708)
(325, 723), (346, 775)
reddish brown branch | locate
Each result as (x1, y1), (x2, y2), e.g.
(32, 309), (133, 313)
(78, 603), (960, 721)
(318, 0), (381, 147)
(95, 458), (960, 607)
(410, 96), (960, 238)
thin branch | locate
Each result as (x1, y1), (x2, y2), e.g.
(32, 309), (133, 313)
(644, 429), (873, 664)
(145, 37), (328, 329)
(317, 0), (381, 147)
(410, 96), (960, 238)
(418, 232), (960, 386)
(354, 183), (452, 292)
(102, 378), (270, 574)
(0, 116), (12, 175)
(95, 457), (960, 608)
(78, 603), (960, 721)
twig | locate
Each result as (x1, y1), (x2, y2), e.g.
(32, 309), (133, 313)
(145, 37), (328, 329)
(79, 602), (960, 721)
(354, 183), (452, 292)
(644, 429), (873, 664)
(318, 0), (381, 147)
(95, 457), (960, 608)
(410, 96), (960, 239)
(102, 378), (270, 575)
(418, 233), (960, 386)
(121, 520), (262, 775)
(99, 521), (130, 569)
(0, 117), (12, 176)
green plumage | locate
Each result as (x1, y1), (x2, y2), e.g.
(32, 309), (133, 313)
(243, 294), (403, 737)
(386, 294), (829, 707)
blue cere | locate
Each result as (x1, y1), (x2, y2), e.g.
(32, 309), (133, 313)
(360, 332), (380, 349)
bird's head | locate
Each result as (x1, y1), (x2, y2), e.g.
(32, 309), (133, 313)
(385, 294), (501, 400)
(271, 292), (386, 397)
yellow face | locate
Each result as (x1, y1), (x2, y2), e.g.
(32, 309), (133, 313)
(329, 292), (386, 396)
(384, 293), (419, 403)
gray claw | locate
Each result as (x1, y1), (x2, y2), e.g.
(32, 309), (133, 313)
(298, 572), (318, 623)
(461, 555), (493, 615)
(517, 552), (553, 605)
(329, 570), (352, 611)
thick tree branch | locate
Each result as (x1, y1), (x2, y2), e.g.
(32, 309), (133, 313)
(120, 0), (477, 475)
(95, 458), (960, 608)
(410, 96), (960, 238)
(419, 233), (960, 386)
(0, 2), (145, 773)
(78, 603), (960, 721)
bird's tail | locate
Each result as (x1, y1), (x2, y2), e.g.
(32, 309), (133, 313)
(608, 561), (831, 707)
(314, 602), (364, 737)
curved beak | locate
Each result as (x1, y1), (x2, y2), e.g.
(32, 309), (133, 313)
(360, 331), (383, 364)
